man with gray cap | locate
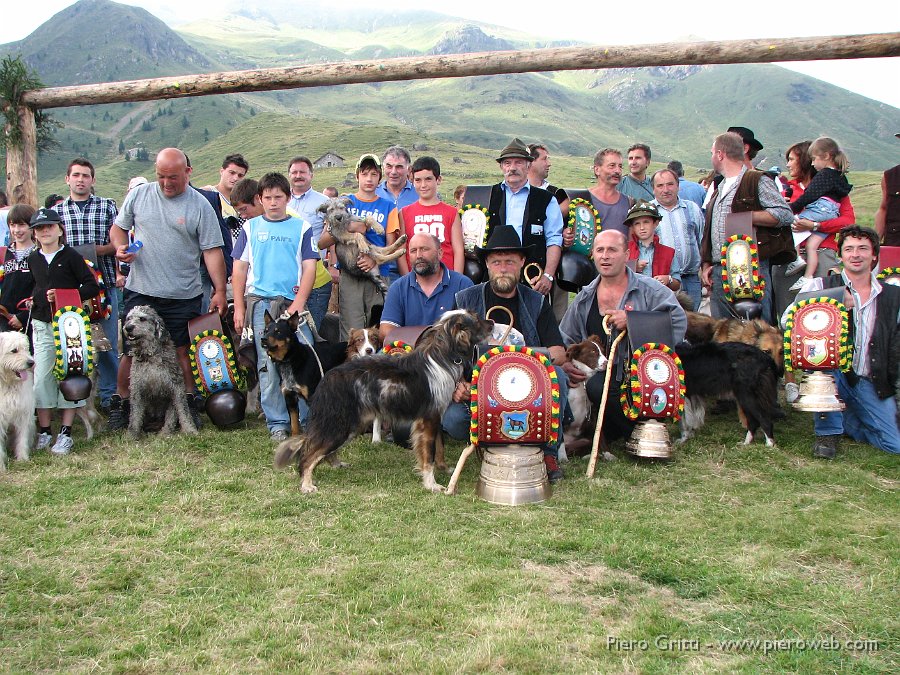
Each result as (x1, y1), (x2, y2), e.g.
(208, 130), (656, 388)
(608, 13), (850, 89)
(483, 138), (564, 297)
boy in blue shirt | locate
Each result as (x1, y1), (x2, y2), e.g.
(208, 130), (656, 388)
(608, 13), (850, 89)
(319, 153), (398, 339)
(232, 172), (318, 441)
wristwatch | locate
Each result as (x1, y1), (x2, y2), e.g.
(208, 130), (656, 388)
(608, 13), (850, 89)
(543, 273), (553, 283)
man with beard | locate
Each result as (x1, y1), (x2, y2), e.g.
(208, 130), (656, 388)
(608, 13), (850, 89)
(379, 232), (473, 340)
(443, 225), (571, 482)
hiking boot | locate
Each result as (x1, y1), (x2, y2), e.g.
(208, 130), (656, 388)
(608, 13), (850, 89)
(36, 432), (53, 451)
(187, 393), (204, 430)
(107, 395), (130, 432)
(812, 434), (839, 459)
(544, 454), (563, 483)
(51, 434), (74, 456)
(270, 428), (289, 442)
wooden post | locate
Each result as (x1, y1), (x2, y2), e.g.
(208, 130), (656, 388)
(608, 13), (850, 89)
(20, 33), (900, 109)
(4, 106), (38, 208)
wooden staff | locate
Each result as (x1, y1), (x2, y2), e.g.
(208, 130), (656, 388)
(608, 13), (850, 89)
(586, 315), (627, 479)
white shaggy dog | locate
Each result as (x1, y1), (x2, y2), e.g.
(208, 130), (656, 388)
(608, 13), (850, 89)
(0, 332), (36, 471)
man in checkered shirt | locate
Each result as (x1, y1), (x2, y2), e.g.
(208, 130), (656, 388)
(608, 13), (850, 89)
(54, 157), (120, 412)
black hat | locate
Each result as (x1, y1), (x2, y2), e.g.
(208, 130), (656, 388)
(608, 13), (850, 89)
(29, 207), (62, 229)
(727, 126), (764, 152)
(475, 225), (533, 261)
(496, 138), (532, 163)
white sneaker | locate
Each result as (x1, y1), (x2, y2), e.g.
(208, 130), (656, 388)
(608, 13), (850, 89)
(51, 434), (74, 455)
(789, 276), (813, 292)
(36, 432), (53, 450)
(785, 382), (800, 404)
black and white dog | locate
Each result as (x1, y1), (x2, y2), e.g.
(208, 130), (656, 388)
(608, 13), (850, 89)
(275, 310), (493, 494)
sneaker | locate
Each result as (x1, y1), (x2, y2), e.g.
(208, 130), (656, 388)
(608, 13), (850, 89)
(812, 434), (839, 459)
(107, 395), (130, 432)
(544, 454), (563, 483)
(270, 429), (289, 442)
(785, 257), (807, 276)
(36, 432), (53, 450)
(51, 434), (74, 455)
(789, 276), (813, 292)
(785, 382), (800, 404)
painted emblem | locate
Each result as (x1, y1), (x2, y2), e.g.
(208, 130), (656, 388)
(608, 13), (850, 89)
(500, 410), (529, 440)
(650, 387), (668, 415)
(802, 308), (832, 333)
(645, 356), (671, 384)
(803, 337), (828, 367)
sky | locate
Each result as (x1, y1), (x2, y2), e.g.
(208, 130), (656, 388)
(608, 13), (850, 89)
(2, 0), (898, 108)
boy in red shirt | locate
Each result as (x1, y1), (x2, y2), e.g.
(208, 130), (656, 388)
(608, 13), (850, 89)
(389, 157), (464, 275)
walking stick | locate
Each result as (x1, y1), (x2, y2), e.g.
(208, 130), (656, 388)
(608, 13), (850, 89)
(586, 315), (627, 479)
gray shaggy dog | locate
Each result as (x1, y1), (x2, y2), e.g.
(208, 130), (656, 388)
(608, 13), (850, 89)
(123, 306), (197, 439)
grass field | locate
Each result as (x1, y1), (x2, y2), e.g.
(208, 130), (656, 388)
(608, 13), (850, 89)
(1, 403), (897, 673)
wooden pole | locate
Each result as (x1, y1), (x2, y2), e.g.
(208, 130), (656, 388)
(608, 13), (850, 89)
(21, 32), (900, 109)
(4, 106), (38, 208)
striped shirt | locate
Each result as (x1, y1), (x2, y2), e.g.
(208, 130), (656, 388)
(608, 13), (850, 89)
(653, 198), (703, 274)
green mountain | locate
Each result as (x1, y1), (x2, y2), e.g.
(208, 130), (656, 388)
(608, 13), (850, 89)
(1, 0), (898, 203)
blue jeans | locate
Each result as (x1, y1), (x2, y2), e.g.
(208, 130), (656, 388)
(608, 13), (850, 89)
(307, 282), (332, 332)
(797, 198), (840, 223)
(95, 292), (120, 406)
(252, 299), (315, 433)
(442, 364), (570, 458)
(199, 266), (212, 315)
(709, 260), (774, 323)
(680, 272), (702, 312)
(813, 371), (900, 454)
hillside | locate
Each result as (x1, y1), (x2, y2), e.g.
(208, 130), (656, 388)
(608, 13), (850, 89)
(0, 0), (897, 202)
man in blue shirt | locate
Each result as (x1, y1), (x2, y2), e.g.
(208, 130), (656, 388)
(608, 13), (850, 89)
(380, 232), (473, 340)
(667, 160), (707, 210)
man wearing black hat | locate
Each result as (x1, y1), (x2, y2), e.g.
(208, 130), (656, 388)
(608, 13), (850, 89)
(700, 131), (793, 322)
(484, 138), (564, 297)
(443, 225), (570, 482)
(727, 126), (764, 169)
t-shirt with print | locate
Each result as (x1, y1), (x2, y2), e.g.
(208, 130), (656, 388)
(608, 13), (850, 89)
(343, 193), (398, 276)
(232, 214), (317, 299)
(390, 201), (459, 271)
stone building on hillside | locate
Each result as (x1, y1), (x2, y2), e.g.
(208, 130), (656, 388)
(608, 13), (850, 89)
(313, 152), (345, 169)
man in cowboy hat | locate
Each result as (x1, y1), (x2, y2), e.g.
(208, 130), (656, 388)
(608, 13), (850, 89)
(443, 225), (571, 482)
(483, 138), (564, 297)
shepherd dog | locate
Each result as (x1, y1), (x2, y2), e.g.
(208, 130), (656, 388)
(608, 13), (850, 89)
(685, 312), (783, 373)
(274, 310), (493, 494)
(559, 335), (607, 460)
(346, 328), (386, 441)
(675, 341), (780, 446)
(0, 332), (35, 471)
(261, 311), (349, 436)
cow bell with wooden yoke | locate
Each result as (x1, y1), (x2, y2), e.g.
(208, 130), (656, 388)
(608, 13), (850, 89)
(189, 313), (248, 428)
(51, 288), (94, 402)
(621, 343), (685, 459)
(466, 346), (561, 505)
(721, 234), (765, 319)
(783, 296), (852, 412)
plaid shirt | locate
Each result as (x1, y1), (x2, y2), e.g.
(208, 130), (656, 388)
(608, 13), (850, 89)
(55, 195), (119, 286)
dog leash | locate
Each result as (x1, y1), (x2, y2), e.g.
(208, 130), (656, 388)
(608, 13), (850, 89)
(283, 310), (325, 380)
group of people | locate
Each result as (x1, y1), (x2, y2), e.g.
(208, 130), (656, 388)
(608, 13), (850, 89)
(1, 126), (898, 474)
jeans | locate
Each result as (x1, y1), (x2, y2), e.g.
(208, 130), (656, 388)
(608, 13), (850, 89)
(680, 272), (702, 312)
(199, 266), (212, 314)
(813, 371), (900, 454)
(442, 364), (570, 459)
(709, 260), (774, 323)
(252, 298), (315, 433)
(797, 198), (840, 223)
(95, 291), (120, 406)
(307, 282), (332, 332)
